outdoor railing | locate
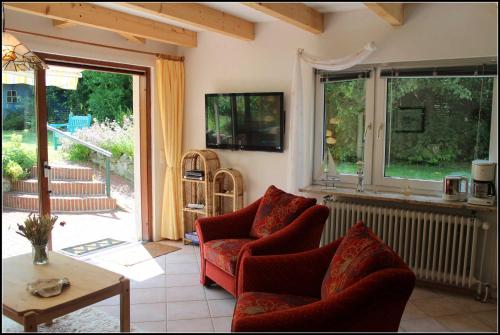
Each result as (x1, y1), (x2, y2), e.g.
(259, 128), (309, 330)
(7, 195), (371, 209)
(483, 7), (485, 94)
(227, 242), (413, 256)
(47, 124), (112, 197)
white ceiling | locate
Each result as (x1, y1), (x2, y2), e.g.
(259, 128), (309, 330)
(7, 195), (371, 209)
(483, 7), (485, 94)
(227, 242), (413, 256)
(93, 2), (367, 32)
(305, 2), (366, 13)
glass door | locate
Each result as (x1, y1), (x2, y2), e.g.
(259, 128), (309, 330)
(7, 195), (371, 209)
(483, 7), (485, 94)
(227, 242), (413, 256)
(2, 69), (42, 258)
(44, 66), (140, 256)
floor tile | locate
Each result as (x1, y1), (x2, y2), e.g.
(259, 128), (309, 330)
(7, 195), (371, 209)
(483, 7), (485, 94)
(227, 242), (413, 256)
(204, 286), (234, 300)
(412, 296), (465, 317)
(167, 318), (214, 332)
(207, 299), (236, 318)
(409, 286), (444, 301)
(401, 301), (427, 320)
(400, 317), (449, 332)
(131, 287), (167, 304)
(132, 321), (167, 332)
(442, 294), (497, 313)
(469, 310), (498, 330)
(131, 303), (166, 323)
(166, 273), (200, 287)
(165, 262), (200, 274)
(173, 245), (196, 255)
(167, 301), (211, 320)
(212, 317), (233, 332)
(165, 253), (198, 264)
(166, 285), (206, 302)
(131, 274), (167, 289)
(435, 313), (494, 331)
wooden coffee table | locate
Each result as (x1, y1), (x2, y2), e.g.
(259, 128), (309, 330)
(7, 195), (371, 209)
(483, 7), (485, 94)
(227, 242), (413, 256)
(2, 252), (130, 332)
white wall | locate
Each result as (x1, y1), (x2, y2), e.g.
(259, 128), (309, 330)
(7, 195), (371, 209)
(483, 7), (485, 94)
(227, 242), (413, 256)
(181, 2), (497, 202)
(180, 2), (497, 292)
(5, 9), (179, 242)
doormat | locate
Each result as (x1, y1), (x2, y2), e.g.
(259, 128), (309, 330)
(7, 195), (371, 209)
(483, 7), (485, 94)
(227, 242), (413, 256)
(105, 241), (181, 267)
(61, 238), (127, 256)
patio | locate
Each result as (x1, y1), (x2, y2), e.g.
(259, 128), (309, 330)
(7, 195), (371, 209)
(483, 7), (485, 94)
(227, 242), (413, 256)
(2, 209), (137, 259)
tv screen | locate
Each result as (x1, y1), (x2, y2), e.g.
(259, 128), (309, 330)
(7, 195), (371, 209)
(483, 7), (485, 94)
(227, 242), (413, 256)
(205, 92), (284, 152)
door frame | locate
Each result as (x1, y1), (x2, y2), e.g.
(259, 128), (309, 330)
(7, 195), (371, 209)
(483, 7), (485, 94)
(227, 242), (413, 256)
(35, 52), (153, 242)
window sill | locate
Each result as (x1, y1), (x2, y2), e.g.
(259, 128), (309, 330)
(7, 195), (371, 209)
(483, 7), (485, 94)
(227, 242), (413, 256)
(299, 184), (497, 213)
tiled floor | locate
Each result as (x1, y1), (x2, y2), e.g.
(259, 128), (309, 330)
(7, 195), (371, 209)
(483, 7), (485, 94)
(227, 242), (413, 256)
(3, 235), (496, 332)
(84, 240), (498, 332)
(89, 240), (235, 332)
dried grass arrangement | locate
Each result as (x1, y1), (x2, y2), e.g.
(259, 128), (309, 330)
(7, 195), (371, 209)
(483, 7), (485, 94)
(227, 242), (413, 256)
(16, 213), (62, 246)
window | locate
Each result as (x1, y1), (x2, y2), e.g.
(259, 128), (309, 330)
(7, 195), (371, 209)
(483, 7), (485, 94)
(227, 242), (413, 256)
(384, 76), (494, 182)
(7, 90), (17, 104)
(314, 62), (497, 193)
(314, 70), (374, 184)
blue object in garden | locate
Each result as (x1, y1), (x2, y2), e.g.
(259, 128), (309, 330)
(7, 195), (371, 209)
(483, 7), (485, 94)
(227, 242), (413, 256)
(49, 113), (92, 149)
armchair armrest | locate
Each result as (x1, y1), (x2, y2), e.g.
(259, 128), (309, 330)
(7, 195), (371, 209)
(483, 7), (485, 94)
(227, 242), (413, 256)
(233, 267), (416, 332)
(242, 205), (329, 257)
(237, 239), (342, 298)
(195, 197), (261, 243)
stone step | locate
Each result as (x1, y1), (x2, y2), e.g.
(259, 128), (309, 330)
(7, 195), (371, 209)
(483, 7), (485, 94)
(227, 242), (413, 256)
(2, 193), (116, 213)
(31, 165), (94, 181)
(11, 179), (106, 196)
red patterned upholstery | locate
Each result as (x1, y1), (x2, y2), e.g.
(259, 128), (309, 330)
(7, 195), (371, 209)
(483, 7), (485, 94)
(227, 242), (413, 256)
(321, 221), (402, 298)
(249, 185), (316, 238)
(204, 239), (254, 275)
(233, 224), (416, 332)
(234, 292), (318, 318)
(195, 186), (328, 297)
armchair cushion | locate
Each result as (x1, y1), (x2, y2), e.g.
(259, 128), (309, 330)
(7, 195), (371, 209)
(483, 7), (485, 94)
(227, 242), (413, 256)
(321, 222), (401, 299)
(234, 292), (318, 318)
(249, 185), (316, 238)
(204, 238), (255, 275)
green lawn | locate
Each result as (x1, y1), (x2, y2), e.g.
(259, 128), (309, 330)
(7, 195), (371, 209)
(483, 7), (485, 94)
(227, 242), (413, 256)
(2, 130), (64, 162)
(336, 161), (471, 181)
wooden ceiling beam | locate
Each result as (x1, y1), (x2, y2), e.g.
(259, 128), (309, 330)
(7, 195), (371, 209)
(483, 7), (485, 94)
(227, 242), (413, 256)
(118, 33), (146, 44)
(123, 3), (255, 41)
(364, 3), (404, 26)
(243, 2), (323, 34)
(4, 2), (197, 48)
(52, 19), (77, 29)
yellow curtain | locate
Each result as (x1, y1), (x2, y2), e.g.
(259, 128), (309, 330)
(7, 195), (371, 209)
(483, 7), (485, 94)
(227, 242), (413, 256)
(156, 57), (185, 240)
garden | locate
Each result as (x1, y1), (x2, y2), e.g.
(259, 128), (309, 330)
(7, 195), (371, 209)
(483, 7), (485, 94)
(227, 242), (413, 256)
(2, 70), (134, 185)
(324, 76), (493, 181)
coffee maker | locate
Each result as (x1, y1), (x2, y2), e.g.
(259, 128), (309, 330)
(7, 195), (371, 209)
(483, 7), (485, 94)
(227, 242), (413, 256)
(468, 160), (496, 206)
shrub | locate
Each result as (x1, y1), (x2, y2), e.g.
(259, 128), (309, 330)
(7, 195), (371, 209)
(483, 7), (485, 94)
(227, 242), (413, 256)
(3, 112), (25, 130)
(4, 160), (25, 181)
(67, 144), (92, 162)
(2, 134), (36, 181)
(61, 115), (134, 161)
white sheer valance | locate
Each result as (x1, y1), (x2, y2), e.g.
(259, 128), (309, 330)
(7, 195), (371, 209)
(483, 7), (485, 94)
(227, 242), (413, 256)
(287, 42), (376, 193)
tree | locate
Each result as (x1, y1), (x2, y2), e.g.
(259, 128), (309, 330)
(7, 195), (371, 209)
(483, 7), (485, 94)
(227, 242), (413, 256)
(63, 71), (133, 124)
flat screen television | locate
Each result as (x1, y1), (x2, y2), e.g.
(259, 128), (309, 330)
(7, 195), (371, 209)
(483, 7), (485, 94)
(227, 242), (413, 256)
(205, 92), (284, 152)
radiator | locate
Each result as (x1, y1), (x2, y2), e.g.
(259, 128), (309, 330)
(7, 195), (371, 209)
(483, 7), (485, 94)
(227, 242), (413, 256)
(321, 198), (490, 292)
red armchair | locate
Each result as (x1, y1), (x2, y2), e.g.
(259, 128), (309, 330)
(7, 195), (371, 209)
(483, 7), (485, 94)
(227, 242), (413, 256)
(195, 186), (329, 297)
(232, 222), (416, 332)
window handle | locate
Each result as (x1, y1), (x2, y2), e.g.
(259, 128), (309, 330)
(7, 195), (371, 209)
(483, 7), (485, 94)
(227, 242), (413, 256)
(377, 122), (384, 139)
(364, 122), (372, 140)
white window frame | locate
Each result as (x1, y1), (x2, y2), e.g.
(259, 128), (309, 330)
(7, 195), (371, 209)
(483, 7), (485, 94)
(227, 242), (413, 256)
(313, 71), (375, 187)
(313, 65), (497, 194)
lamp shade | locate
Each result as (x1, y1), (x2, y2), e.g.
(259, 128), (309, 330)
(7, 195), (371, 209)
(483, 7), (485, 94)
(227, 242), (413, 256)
(2, 32), (48, 71)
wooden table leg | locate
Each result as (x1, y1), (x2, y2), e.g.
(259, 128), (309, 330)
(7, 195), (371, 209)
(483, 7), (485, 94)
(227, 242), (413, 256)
(23, 311), (38, 332)
(120, 278), (130, 332)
